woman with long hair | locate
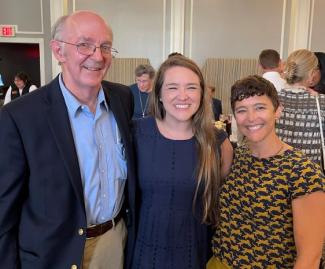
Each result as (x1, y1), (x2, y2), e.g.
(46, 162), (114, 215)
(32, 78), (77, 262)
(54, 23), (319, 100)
(129, 55), (233, 269)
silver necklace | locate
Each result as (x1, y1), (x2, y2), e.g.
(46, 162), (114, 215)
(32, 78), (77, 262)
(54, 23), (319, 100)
(138, 89), (149, 118)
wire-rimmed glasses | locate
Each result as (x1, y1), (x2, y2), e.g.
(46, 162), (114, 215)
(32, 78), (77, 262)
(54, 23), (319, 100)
(56, 40), (118, 57)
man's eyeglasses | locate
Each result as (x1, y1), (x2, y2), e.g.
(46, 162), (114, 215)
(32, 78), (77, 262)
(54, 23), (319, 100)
(56, 40), (118, 57)
(136, 78), (150, 84)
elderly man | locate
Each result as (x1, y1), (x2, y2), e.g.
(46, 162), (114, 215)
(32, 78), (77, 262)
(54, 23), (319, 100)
(0, 11), (136, 269)
(129, 64), (155, 119)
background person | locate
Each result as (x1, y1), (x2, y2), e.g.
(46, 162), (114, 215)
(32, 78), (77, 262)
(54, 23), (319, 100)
(3, 71), (37, 105)
(313, 52), (325, 94)
(130, 55), (233, 269)
(276, 49), (325, 169)
(129, 64), (155, 119)
(0, 11), (136, 269)
(208, 75), (325, 269)
(208, 85), (222, 121)
(258, 49), (286, 93)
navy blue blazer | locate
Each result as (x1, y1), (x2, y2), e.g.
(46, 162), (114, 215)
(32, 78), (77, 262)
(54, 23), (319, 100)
(0, 76), (137, 269)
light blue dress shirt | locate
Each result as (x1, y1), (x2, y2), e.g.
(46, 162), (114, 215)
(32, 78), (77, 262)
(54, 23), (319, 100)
(59, 75), (127, 225)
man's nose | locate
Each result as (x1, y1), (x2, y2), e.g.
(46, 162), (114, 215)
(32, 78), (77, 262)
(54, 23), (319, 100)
(91, 46), (105, 60)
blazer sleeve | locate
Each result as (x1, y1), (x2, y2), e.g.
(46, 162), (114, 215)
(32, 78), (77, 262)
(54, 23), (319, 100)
(0, 107), (27, 268)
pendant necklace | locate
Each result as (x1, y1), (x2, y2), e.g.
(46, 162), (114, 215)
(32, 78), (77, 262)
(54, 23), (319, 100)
(138, 89), (149, 118)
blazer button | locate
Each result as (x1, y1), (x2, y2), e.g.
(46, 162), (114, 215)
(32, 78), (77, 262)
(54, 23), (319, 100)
(71, 265), (78, 269)
(78, 228), (84, 236)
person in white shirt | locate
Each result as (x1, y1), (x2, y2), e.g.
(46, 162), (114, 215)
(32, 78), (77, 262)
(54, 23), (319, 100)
(4, 72), (37, 105)
(258, 49), (286, 93)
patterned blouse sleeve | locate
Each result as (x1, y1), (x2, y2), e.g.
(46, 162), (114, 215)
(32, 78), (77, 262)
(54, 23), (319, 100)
(290, 157), (325, 200)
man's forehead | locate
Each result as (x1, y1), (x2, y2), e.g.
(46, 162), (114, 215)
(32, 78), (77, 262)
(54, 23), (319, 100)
(63, 22), (113, 43)
(137, 74), (150, 79)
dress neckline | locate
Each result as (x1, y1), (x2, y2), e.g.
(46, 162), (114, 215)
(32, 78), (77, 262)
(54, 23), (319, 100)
(241, 144), (293, 162)
(151, 117), (195, 142)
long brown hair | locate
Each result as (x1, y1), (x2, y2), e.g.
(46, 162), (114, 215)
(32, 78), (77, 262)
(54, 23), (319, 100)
(149, 55), (221, 224)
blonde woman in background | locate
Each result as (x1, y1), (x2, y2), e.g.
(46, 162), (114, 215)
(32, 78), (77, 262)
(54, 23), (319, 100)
(276, 49), (325, 169)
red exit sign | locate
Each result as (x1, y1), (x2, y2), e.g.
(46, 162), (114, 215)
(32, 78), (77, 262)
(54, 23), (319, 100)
(0, 25), (16, 37)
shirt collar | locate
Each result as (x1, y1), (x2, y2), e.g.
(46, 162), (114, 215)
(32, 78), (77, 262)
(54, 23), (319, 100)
(59, 73), (108, 117)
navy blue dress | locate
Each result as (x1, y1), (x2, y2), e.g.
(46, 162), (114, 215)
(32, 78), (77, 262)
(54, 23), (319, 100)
(131, 117), (226, 269)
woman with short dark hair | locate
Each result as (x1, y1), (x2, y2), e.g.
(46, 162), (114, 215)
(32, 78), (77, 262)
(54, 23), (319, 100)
(208, 75), (325, 269)
(4, 71), (37, 105)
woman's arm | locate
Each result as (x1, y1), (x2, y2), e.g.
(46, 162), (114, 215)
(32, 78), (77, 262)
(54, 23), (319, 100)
(220, 138), (233, 179)
(292, 191), (325, 269)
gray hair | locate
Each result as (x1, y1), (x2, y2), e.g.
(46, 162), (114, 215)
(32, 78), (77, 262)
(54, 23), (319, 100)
(51, 15), (69, 40)
(135, 64), (155, 79)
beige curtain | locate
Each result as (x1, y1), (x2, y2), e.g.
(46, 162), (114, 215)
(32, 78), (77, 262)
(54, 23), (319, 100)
(202, 58), (262, 114)
(105, 58), (150, 85)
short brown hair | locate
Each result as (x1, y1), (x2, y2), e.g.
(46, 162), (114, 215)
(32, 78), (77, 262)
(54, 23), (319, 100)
(259, 49), (281, 69)
(231, 75), (280, 112)
(168, 52), (183, 58)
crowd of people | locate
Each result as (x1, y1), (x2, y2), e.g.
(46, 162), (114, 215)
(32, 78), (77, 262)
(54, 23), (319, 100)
(0, 10), (324, 269)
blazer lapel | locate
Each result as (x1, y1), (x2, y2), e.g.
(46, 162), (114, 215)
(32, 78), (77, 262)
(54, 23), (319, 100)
(45, 78), (85, 207)
(105, 88), (130, 143)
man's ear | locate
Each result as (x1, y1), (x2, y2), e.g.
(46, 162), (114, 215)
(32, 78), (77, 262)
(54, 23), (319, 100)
(50, 40), (65, 63)
(258, 63), (263, 71)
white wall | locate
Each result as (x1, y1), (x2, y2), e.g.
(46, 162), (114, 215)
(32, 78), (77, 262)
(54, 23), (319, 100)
(310, 0), (325, 52)
(190, 0), (284, 66)
(75, 0), (166, 69)
(1, 0), (325, 82)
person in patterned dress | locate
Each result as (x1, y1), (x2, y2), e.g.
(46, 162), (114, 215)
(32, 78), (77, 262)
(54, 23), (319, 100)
(276, 49), (325, 169)
(208, 75), (325, 269)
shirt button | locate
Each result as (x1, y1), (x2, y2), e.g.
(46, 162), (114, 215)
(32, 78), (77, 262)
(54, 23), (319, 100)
(71, 265), (78, 269)
(78, 228), (84, 236)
